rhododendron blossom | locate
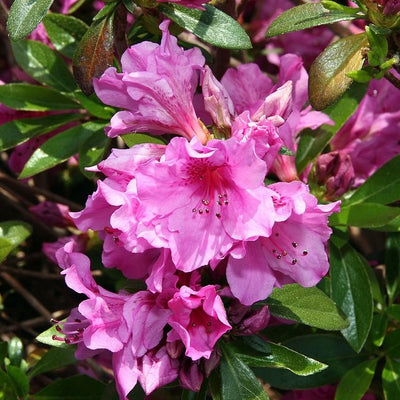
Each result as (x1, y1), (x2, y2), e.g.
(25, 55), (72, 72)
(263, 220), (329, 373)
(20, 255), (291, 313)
(94, 20), (209, 143)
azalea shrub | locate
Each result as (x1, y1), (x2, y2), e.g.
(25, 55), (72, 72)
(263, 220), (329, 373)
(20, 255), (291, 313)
(1, 0), (400, 399)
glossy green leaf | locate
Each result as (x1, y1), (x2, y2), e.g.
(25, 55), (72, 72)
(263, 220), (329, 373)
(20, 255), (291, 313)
(0, 221), (32, 262)
(5, 365), (29, 398)
(122, 133), (166, 147)
(219, 341), (269, 400)
(230, 338), (327, 376)
(329, 203), (400, 228)
(368, 313), (388, 347)
(32, 375), (105, 399)
(254, 334), (367, 390)
(0, 83), (80, 111)
(334, 358), (377, 400)
(309, 33), (368, 110)
(387, 305), (400, 321)
(0, 113), (81, 151)
(28, 347), (76, 379)
(344, 154), (400, 206)
(78, 131), (109, 178)
(385, 233), (400, 301)
(20, 121), (107, 178)
(383, 329), (400, 358)
(366, 25), (388, 66)
(159, 4), (251, 50)
(266, 3), (358, 38)
(11, 39), (77, 92)
(43, 14), (88, 59)
(382, 358), (400, 400)
(36, 323), (69, 348)
(74, 92), (115, 120)
(0, 368), (18, 400)
(7, 0), (53, 40)
(261, 284), (348, 331)
(73, 15), (114, 95)
(330, 245), (373, 352)
(295, 82), (367, 174)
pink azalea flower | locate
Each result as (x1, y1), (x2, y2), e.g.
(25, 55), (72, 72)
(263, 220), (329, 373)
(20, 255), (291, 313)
(330, 78), (400, 187)
(56, 242), (130, 352)
(93, 20), (209, 143)
(167, 285), (231, 360)
(135, 136), (275, 271)
(226, 181), (340, 305)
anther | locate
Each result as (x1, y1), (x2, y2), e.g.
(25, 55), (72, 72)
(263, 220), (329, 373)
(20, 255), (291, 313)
(292, 242), (298, 248)
(224, 200), (229, 205)
(205, 208), (210, 213)
(192, 208), (197, 213)
(282, 251), (287, 256)
(291, 259), (298, 265)
(216, 213), (221, 219)
(217, 200), (222, 206)
(303, 250), (308, 255)
(192, 323), (196, 327)
(277, 254), (282, 259)
(272, 249), (277, 254)
(199, 209), (203, 214)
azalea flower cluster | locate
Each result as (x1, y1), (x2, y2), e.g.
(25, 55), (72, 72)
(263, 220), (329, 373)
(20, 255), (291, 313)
(48, 20), (343, 398)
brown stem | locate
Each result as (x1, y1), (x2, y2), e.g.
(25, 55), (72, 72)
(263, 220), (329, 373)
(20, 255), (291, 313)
(385, 71), (400, 90)
(0, 272), (52, 320)
(0, 265), (63, 280)
(0, 172), (82, 211)
(0, 187), (60, 241)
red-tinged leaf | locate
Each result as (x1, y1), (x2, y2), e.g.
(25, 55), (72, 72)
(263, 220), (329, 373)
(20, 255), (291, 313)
(73, 15), (114, 95)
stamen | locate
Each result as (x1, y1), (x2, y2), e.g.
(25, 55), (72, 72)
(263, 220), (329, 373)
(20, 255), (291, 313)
(292, 242), (298, 248)
(291, 259), (298, 265)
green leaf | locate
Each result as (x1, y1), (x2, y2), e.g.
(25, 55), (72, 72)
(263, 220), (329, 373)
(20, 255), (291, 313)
(7, 0), (54, 40)
(334, 358), (377, 400)
(32, 375), (105, 399)
(78, 131), (109, 178)
(74, 92), (115, 120)
(218, 341), (269, 400)
(0, 221), (32, 262)
(0, 342), (8, 361)
(254, 334), (368, 390)
(11, 40), (77, 92)
(383, 329), (400, 358)
(122, 133), (166, 147)
(20, 121), (107, 178)
(159, 4), (251, 50)
(382, 358), (400, 400)
(28, 347), (76, 379)
(295, 82), (367, 174)
(368, 313), (388, 347)
(387, 305), (400, 321)
(73, 14), (114, 95)
(36, 323), (69, 348)
(346, 69), (374, 83)
(0, 83), (80, 111)
(43, 14), (88, 59)
(309, 33), (368, 110)
(261, 284), (348, 331)
(278, 146), (294, 156)
(230, 338), (327, 376)
(266, 3), (359, 38)
(385, 233), (400, 301)
(329, 203), (400, 228)
(344, 154), (400, 206)
(5, 365), (29, 398)
(366, 25), (388, 67)
(0, 113), (81, 151)
(330, 245), (373, 352)
(0, 368), (18, 400)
